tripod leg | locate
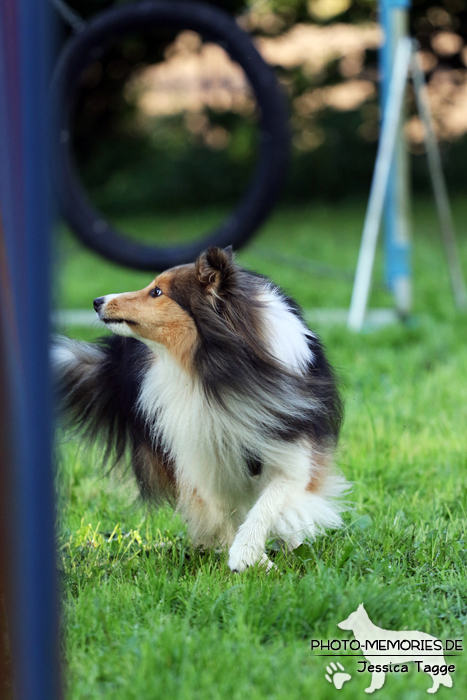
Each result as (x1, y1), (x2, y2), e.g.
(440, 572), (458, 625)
(411, 47), (467, 311)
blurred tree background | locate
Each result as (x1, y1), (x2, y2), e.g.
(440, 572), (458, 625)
(61, 0), (467, 215)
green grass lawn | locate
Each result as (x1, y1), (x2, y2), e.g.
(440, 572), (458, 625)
(55, 198), (467, 699)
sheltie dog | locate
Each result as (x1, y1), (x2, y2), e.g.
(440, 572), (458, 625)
(53, 246), (349, 571)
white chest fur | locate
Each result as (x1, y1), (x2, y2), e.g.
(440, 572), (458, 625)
(137, 351), (256, 508)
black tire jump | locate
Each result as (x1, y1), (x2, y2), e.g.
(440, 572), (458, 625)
(54, 0), (290, 271)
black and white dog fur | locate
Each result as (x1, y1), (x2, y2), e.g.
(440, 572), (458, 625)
(53, 246), (349, 571)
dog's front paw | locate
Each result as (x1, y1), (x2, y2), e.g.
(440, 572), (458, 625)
(228, 538), (264, 572)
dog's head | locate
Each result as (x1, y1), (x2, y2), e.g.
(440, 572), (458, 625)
(94, 246), (262, 372)
(337, 603), (366, 631)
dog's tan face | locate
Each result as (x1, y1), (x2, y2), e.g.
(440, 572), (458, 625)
(94, 247), (237, 371)
(94, 265), (199, 370)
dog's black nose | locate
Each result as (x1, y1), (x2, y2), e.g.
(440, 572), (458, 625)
(93, 297), (105, 312)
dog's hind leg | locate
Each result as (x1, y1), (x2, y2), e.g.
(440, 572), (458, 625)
(365, 670), (386, 693)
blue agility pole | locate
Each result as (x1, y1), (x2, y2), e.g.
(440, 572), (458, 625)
(380, 0), (411, 317)
(348, 38), (412, 331)
(0, 0), (61, 698)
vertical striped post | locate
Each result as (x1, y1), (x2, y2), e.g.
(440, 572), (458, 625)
(380, 0), (411, 317)
(0, 1), (61, 699)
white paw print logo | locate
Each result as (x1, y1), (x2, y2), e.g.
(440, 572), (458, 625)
(325, 662), (352, 690)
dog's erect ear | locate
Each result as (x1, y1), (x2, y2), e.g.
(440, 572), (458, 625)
(195, 246), (234, 295)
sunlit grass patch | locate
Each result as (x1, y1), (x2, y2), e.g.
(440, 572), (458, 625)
(56, 198), (467, 699)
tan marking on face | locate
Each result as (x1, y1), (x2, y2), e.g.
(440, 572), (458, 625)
(305, 448), (332, 493)
(103, 270), (198, 372)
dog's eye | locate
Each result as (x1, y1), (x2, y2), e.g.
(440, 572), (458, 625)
(149, 286), (162, 298)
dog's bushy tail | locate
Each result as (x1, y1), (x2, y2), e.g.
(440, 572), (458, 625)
(51, 335), (150, 465)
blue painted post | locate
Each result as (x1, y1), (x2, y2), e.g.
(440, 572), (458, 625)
(0, 0), (61, 698)
(380, 0), (411, 317)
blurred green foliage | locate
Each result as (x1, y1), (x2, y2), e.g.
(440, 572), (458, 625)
(61, 1), (467, 214)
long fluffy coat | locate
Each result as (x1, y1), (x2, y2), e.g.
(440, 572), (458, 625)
(53, 246), (349, 571)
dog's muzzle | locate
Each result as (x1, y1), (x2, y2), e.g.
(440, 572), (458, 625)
(93, 297), (105, 313)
